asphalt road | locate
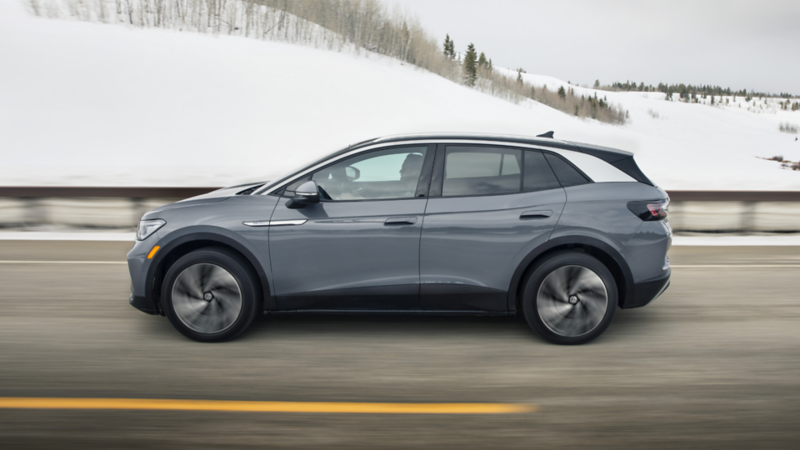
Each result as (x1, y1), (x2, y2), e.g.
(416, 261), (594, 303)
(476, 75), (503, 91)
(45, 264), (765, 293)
(0, 241), (799, 449)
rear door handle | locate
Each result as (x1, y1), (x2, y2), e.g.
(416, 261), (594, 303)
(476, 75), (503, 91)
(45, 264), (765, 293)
(385, 216), (418, 225)
(520, 210), (553, 219)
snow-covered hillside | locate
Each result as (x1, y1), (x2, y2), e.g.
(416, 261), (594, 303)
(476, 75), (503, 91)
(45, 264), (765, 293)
(1, 1), (799, 189)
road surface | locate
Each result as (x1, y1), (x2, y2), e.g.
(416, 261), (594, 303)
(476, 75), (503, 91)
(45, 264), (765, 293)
(0, 241), (798, 449)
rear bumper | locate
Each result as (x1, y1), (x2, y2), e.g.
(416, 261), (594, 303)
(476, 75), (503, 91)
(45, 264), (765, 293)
(622, 268), (670, 309)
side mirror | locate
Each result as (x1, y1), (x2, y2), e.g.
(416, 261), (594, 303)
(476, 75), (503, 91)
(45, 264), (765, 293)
(345, 166), (360, 181)
(286, 180), (320, 209)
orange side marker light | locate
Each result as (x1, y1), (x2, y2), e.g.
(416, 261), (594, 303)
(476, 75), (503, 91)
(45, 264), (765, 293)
(147, 246), (160, 259)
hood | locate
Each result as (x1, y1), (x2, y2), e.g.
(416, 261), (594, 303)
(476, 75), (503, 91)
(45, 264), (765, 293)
(143, 181), (267, 218)
(178, 181), (267, 202)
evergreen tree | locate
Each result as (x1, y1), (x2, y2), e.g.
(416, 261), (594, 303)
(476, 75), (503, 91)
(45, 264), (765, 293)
(477, 52), (487, 68)
(463, 43), (478, 87)
(558, 85), (566, 99)
(487, 58), (493, 71)
(516, 68), (524, 83)
(594, 80), (600, 88)
(442, 34), (455, 60)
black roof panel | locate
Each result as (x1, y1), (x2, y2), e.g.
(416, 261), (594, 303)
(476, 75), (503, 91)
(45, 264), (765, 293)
(356, 133), (634, 162)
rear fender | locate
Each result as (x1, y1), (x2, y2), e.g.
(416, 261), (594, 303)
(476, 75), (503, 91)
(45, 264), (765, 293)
(507, 235), (634, 311)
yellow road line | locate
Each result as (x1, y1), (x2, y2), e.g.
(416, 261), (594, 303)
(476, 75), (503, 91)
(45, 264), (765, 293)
(0, 260), (126, 264)
(671, 264), (800, 268)
(0, 398), (534, 414)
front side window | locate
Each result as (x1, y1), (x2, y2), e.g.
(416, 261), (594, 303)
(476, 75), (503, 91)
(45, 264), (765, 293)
(442, 147), (522, 197)
(310, 146), (427, 201)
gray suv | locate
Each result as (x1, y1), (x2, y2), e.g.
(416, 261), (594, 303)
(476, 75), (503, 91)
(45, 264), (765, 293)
(127, 133), (671, 345)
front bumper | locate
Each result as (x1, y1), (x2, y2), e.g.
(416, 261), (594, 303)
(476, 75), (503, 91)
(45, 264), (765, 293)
(127, 235), (161, 315)
(130, 294), (159, 315)
(621, 268), (671, 309)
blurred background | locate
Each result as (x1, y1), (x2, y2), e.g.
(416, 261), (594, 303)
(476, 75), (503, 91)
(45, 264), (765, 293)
(1, 0), (799, 448)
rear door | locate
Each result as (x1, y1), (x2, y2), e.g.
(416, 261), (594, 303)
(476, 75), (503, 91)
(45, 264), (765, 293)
(419, 144), (567, 312)
(268, 145), (434, 311)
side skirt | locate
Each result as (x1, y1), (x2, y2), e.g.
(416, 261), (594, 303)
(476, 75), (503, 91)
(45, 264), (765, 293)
(265, 309), (513, 316)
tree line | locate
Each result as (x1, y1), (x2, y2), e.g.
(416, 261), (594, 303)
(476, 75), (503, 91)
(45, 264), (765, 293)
(603, 80), (797, 103)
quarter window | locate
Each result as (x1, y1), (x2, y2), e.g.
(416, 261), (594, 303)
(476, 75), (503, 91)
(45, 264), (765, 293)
(310, 147), (427, 201)
(442, 147), (522, 197)
(544, 153), (591, 187)
(523, 150), (561, 192)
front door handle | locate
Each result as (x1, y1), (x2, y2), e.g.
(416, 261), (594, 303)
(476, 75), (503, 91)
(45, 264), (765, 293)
(384, 216), (418, 225)
(520, 210), (553, 219)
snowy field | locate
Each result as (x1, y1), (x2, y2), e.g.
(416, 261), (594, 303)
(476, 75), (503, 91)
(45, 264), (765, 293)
(1, 1), (799, 189)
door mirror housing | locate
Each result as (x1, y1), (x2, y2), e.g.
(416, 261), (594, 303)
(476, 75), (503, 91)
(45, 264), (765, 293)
(286, 180), (320, 209)
(345, 165), (360, 181)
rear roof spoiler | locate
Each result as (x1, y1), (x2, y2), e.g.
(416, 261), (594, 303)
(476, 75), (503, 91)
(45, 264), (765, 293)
(568, 142), (654, 186)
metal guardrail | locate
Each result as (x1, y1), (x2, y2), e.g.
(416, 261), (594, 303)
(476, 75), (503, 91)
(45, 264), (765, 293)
(1, 187), (800, 201)
(0, 187), (217, 198)
(1, 187), (799, 232)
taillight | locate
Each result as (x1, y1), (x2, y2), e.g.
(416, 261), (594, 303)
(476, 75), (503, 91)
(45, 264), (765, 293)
(627, 199), (669, 221)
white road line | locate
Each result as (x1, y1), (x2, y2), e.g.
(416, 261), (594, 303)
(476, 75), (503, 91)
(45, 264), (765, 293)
(0, 261), (797, 268)
(0, 260), (127, 265)
(671, 265), (800, 268)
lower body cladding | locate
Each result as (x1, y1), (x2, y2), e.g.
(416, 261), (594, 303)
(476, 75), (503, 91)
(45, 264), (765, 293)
(129, 278), (670, 316)
(271, 283), (511, 315)
(130, 293), (159, 315)
(623, 269), (671, 309)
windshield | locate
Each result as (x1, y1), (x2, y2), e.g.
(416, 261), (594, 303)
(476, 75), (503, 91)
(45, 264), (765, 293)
(254, 138), (378, 195)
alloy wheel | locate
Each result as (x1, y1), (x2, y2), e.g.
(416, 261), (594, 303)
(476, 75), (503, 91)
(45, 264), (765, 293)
(536, 265), (609, 337)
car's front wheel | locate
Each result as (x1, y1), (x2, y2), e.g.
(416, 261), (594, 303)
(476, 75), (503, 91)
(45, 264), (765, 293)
(522, 251), (617, 345)
(162, 248), (259, 342)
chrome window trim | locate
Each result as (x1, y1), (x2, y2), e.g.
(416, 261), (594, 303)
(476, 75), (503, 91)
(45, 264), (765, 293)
(260, 139), (634, 195)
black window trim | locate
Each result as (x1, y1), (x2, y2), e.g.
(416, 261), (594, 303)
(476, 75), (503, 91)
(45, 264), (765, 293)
(265, 139), (595, 198)
(272, 143), (436, 203)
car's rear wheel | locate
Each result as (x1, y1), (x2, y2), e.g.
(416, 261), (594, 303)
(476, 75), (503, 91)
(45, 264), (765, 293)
(522, 251), (617, 345)
(162, 248), (259, 342)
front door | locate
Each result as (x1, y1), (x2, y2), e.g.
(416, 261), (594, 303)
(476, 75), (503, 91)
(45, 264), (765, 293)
(268, 145), (434, 311)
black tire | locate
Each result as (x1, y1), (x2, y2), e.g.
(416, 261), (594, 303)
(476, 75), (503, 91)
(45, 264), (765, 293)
(162, 248), (259, 342)
(522, 251), (617, 345)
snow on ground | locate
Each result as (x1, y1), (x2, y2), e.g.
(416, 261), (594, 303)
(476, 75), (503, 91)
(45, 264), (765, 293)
(1, 1), (799, 189)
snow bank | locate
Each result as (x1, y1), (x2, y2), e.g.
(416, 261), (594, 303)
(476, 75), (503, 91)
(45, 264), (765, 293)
(1, 1), (799, 189)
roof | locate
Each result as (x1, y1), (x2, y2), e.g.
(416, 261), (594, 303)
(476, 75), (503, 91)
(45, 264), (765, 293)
(352, 132), (634, 164)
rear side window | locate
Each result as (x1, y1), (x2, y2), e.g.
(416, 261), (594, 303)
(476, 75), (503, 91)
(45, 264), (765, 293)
(544, 153), (591, 187)
(523, 150), (561, 192)
(442, 147), (522, 196)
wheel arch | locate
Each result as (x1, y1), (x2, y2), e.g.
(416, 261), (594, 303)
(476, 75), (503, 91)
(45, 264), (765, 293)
(145, 228), (275, 314)
(507, 235), (634, 312)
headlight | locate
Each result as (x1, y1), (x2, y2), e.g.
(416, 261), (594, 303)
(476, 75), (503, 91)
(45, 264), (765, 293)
(137, 219), (166, 241)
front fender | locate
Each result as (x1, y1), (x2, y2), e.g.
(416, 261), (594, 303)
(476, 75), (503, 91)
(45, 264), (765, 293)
(146, 225), (276, 311)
